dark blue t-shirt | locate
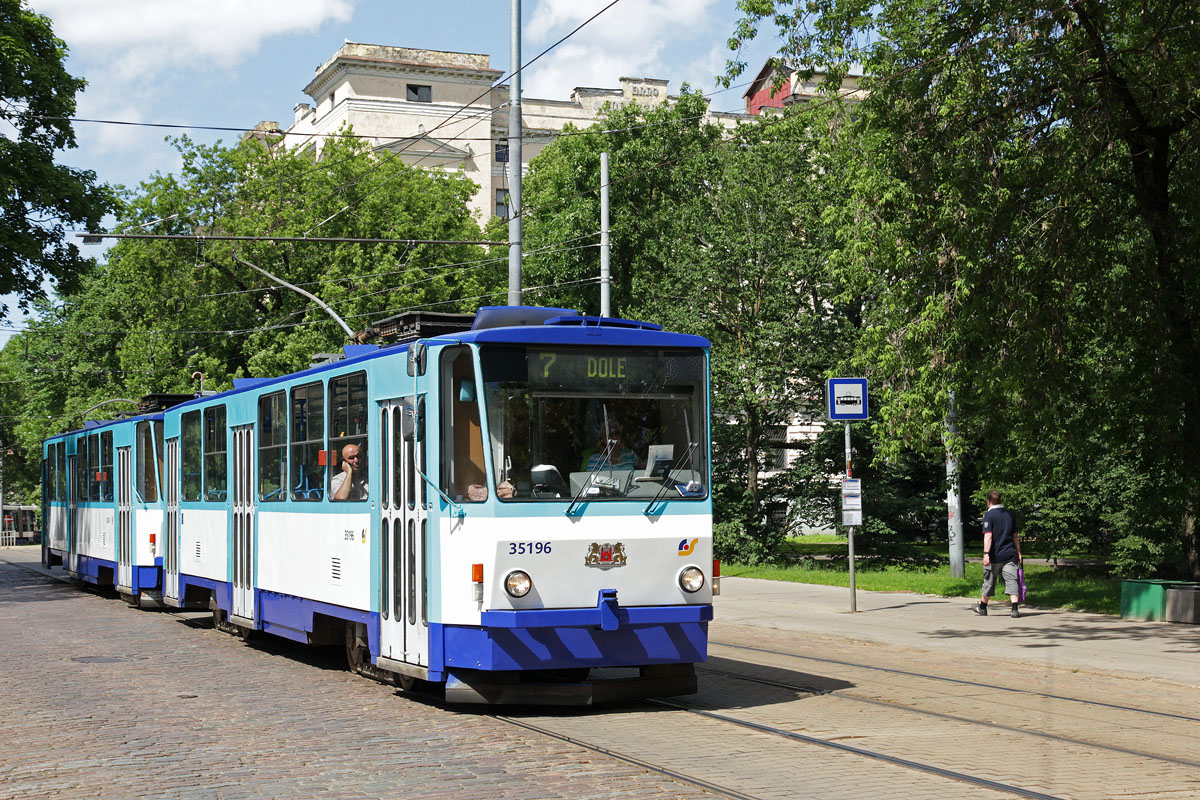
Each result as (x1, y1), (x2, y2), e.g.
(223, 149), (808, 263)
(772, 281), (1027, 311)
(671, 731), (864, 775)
(982, 505), (1018, 562)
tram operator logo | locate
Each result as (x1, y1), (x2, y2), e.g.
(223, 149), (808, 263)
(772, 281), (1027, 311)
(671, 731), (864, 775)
(678, 537), (698, 556)
(585, 542), (628, 568)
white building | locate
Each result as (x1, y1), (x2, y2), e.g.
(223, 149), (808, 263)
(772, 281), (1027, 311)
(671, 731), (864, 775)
(267, 42), (750, 224)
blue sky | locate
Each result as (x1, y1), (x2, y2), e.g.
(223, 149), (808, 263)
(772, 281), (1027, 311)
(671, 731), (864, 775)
(4, 0), (777, 339)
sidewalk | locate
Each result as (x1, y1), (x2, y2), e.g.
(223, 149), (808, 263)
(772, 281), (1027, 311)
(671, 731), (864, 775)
(715, 575), (1200, 687)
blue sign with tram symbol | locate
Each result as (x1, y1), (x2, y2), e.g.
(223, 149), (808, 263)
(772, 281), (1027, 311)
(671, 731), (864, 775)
(826, 378), (869, 421)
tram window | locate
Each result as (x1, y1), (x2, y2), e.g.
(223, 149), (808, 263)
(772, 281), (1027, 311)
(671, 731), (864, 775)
(135, 422), (160, 502)
(258, 392), (286, 502)
(421, 518), (428, 626)
(290, 381), (324, 501)
(440, 348), (487, 503)
(56, 442), (66, 501)
(46, 448), (56, 502)
(381, 517), (389, 620)
(75, 436), (87, 502)
(203, 405), (228, 502)
(407, 519), (416, 625)
(328, 371), (367, 502)
(380, 408), (389, 510)
(181, 410), (202, 501)
(392, 406), (405, 509)
(100, 431), (114, 502)
(392, 522), (402, 620)
(88, 433), (101, 502)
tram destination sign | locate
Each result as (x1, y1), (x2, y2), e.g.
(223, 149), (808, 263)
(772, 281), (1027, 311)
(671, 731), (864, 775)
(826, 377), (869, 421)
(527, 349), (701, 391)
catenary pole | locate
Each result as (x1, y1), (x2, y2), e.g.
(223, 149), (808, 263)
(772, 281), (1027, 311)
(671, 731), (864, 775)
(600, 152), (610, 316)
(946, 390), (965, 577)
(507, 0), (523, 306)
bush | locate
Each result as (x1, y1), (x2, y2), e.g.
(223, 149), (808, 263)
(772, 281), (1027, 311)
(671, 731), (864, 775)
(714, 520), (781, 565)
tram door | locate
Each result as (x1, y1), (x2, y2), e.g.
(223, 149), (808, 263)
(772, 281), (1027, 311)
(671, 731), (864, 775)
(163, 438), (180, 604)
(378, 397), (428, 666)
(116, 447), (133, 591)
(67, 453), (79, 576)
(230, 425), (256, 623)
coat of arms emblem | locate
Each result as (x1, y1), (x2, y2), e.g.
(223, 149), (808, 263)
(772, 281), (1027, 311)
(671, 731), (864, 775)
(585, 542), (627, 568)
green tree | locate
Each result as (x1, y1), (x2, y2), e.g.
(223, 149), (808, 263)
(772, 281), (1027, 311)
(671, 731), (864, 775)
(733, 0), (1200, 576)
(509, 90), (725, 318)
(0, 0), (115, 310)
(516, 93), (857, 561)
(0, 131), (495, 491)
(672, 112), (854, 559)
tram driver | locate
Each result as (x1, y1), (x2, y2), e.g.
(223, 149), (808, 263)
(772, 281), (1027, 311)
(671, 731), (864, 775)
(331, 443), (368, 501)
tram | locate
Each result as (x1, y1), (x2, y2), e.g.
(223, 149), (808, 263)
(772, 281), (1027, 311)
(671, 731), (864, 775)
(42, 409), (168, 603)
(44, 306), (715, 704)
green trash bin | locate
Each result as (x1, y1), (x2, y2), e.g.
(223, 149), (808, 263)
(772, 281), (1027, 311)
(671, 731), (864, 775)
(1121, 579), (1196, 621)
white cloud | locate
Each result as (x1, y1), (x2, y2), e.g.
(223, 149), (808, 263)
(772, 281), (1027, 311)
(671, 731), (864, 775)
(30, 0), (353, 80)
(523, 0), (720, 98)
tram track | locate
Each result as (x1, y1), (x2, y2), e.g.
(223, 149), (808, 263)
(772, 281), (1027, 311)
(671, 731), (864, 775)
(489, 699), (1066, 800)
(645, 699), (1067, 800)
(696, 664), (1200, 770)
(711, 639), (1200, 724)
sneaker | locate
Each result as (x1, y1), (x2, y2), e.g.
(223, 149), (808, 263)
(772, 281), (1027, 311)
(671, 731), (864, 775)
(972, 603), (987, 615)
(1011, 606), (1020, 618)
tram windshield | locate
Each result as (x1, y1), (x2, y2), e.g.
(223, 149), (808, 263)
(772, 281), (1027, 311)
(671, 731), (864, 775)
(479, 345), (708, 501)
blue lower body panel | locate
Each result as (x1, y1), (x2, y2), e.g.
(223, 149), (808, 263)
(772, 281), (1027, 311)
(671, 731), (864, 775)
(72, 556), (159, 594)
(443, 620), (710, 671)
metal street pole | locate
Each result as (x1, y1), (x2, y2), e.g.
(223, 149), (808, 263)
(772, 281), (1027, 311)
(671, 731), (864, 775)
(845, 421), (856, 613)
(600, 151), (610, 317)
(946, 390), (964, 577)
(507, 0), (523, 306)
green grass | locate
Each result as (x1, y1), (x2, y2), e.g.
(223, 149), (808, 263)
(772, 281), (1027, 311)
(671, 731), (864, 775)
(723, 560), (1121, 615)
(783, 536), (1101, 561)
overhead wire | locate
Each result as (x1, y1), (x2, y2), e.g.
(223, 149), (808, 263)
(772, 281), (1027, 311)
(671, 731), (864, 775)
(298, 0), (629, 235)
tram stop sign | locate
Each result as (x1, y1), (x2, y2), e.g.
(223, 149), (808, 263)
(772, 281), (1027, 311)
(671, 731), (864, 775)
(826, 378), (869, 421)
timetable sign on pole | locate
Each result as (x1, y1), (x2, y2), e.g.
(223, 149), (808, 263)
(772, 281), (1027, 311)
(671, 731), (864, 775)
(826, 378), (869, 421)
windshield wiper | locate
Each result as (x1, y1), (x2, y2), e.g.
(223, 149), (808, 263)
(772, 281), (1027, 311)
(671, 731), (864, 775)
(643, 441), (699, 515)
(565, 437), (620, 516)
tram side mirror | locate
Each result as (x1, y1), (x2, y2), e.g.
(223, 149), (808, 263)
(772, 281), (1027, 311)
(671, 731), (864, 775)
(402, 403), (415, 442)
(416, 396), (426, 442)
(458, 378), (475, 403)
(402, 397), (426, 442)
(407, 342), (428, 377)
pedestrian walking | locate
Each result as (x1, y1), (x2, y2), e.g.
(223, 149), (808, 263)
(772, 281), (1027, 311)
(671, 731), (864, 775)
(973, 490), (1023, 618)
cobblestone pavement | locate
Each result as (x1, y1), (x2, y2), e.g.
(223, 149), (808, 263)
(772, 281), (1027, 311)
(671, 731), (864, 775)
(3, 549), (1198, 800)
(0, 560), (716, 800)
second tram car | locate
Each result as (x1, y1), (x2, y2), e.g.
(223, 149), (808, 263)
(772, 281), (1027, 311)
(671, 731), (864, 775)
(45, 307), (715, 704)
(42, 412), (167, 603)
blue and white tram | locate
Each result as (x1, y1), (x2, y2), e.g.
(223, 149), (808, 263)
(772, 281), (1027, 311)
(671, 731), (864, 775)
(75, 306), (714, 703)
(42, 413), (167, 603)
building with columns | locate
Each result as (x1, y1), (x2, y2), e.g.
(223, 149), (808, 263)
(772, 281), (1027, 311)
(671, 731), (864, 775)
(267, 42), (750, 224)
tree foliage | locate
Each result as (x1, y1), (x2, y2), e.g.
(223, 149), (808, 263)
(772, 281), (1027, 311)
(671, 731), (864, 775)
(733, 0), (1200, 576)
(0, 132), (496, 504)
(0, 0), (115, 310)
(516, 92), (860, 560)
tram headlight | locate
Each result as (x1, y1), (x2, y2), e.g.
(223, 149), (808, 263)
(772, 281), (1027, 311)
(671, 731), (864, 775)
(504, 570), (532, 598)
(679, 566), (705, 593)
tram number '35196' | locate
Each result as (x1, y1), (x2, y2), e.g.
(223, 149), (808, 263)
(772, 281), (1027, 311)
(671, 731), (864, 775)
(509, 541), (553, 555)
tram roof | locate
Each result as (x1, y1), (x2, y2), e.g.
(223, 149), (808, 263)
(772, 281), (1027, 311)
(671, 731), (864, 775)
(47, 411), (165, 441)
(164, 307), (711, 412)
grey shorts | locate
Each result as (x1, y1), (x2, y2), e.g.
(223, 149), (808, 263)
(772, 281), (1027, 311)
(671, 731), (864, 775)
(982, 561), (1020, 597)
